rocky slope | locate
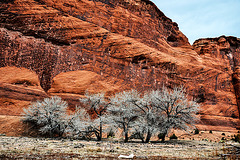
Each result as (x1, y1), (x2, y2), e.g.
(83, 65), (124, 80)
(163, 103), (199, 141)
(0, 0), (240, 133)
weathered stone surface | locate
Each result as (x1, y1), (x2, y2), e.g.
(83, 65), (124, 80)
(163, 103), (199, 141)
(0, 0), (190, 91)
(48, 70), (124, 107)
(193, 36), (240, 127)
(0, 115), (24, 136)
(0, 0), (240, 132)
(0, 66), (48, 115)
(49, 70), (123, 95)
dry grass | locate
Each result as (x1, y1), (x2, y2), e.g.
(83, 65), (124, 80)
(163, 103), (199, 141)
(0, 135), (239, 159)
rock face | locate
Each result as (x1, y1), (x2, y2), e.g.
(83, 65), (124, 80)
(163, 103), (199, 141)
(0, 0), (190, 92)
(0, 0), (239, 131)
(0, 66), (47, 115)
(193, 36), (240, 129)
(48, 70), (124, 107)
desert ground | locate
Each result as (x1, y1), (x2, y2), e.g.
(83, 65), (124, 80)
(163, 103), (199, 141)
(1, 115), (240, 159)
(0, 132), (240, 159)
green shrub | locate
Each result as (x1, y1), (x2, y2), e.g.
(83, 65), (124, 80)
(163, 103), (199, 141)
(203, 139), (208, 142)
(222, 133), (225, 136)
(219, 140), (225, 143)
(129, 131), (144, 141)
(170, 134), (178, 140)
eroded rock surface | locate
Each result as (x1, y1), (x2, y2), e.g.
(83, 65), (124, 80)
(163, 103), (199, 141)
(0, 67), (47, 115)
(193, 36), (240, 124)
(48, 70), (124, 107)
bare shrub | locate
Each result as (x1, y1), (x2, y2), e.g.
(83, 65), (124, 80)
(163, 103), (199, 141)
(22, 96), (69, 137)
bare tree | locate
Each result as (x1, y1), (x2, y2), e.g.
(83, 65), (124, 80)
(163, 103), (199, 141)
(150, 86), (200, 142)
(130, 108), (162, 143)
(22, 96), (68, 137)
(66, 107), (94, 139)
(107, 90), (141, 142)
(127, 91), (163, 143)
(121, 87), (200, 143)
(71, 87), (199, 143)
(79, 92), (109, 141)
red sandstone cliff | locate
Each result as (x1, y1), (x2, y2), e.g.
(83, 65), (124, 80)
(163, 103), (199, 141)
(0, 0), (240, 133)
(193, 36), (240, 126)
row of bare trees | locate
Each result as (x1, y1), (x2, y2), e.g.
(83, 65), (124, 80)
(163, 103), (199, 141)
(22, 86), (200, 143)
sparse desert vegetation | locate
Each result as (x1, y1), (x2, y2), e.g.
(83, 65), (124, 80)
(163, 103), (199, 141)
(0, 87), (234, 159)
(21, 87), (200, 143)
(0, 134), (240, 159)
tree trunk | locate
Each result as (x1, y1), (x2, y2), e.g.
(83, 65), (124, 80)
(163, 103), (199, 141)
(99, 121), (102, 141)
(161, 133), (167, 142)
(95, 131), (101, 141)
(124, 131), (128, 142)
(145, 130), (152, 143)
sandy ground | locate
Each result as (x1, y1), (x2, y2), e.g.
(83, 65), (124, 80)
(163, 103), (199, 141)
(0, 115), (240, 159)
(0, 135), (239, 159)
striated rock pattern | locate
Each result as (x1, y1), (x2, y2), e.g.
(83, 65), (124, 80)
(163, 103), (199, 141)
(0, 66), (47, 115)
(0, 0), (240, 131)
(193, 36), (240, 119)
(0, 0), (190, 91)
(48, 70), (124, 107)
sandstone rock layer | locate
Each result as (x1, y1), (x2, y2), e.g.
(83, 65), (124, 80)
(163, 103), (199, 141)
(193, 36), (240, 128)
(0, 0), (240, 132)
(0, 67), (47, 115)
